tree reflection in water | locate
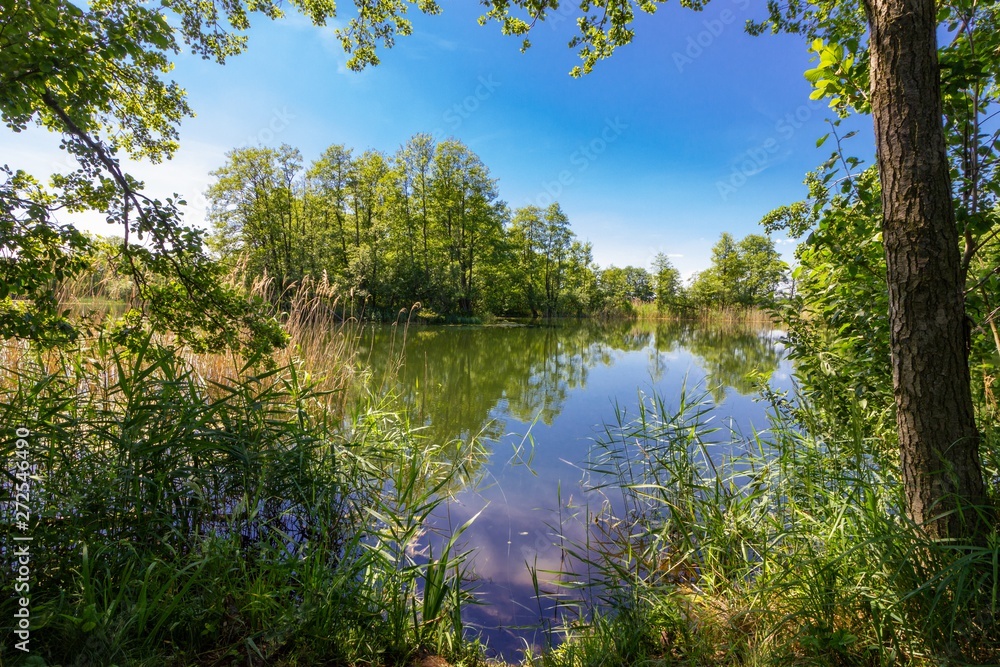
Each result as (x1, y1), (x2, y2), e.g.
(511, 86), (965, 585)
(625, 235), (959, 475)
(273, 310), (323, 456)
(355, 319), (786, 659)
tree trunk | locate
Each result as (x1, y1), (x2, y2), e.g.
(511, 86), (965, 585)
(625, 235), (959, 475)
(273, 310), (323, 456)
(864, 0), (989, 540)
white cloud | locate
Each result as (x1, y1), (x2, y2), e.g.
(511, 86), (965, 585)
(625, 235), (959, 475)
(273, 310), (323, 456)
(1, 126), (229, 236)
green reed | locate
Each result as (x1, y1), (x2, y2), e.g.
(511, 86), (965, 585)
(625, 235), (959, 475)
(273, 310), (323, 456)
(528, 388), (999, 666)
(0, 330), (484, 666)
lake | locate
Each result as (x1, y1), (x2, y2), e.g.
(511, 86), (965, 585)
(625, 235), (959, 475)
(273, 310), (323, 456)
(359, 319), (793, 661)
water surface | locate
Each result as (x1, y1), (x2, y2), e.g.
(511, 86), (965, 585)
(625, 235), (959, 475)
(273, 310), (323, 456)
(360, 319), (792, 660)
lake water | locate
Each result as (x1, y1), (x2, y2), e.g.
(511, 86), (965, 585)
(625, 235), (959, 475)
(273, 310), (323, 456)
(359, 319), (793, 661)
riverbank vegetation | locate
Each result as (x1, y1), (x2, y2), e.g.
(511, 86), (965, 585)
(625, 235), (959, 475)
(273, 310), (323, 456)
(4, 0), (1000, 664)
(530, 388), (999, 666)
(202, 140), (787, 320)
(0, 283), (487, 666)
(72, 223), (788, 325)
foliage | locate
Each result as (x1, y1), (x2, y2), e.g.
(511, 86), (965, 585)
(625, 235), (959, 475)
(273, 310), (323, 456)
(765, 119), (1000, 448)
(207, 138), (507, 317)
(206, 140), (631, 319)
(593, 266), (637, 317)
(506, 203), (593, 318)
(0, 168), (91, 344)
(764, 165), (896, 445)
(686, 233), (787, 310)
(0, 327), (483, 666)
(652, 252), (682, 314)
(0, 0), (357, 353)
(531, 389), (1000, 666)
(201, 138), (785, 321)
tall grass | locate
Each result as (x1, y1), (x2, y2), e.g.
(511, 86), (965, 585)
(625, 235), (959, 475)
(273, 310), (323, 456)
(0, 280), (484, 666)
(631, 301), (777, 325)
(529, 388), (1000, 666)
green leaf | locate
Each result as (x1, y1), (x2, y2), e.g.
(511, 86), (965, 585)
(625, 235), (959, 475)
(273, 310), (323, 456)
(804, 67), (824, 83)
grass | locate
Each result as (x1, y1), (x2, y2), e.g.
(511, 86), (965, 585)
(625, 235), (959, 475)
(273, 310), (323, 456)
(7, 264), (999, 666)
(525, 387), (1000, 666)
(0, 277), (487, 667)
(631, 301), (778, 325)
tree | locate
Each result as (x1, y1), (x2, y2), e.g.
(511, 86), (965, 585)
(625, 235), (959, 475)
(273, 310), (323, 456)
(349, 149), (394, 309)
(864, 0), (988, 538)
(430, 140), (504, 314)
(622, 266), (655, 302)
(594, 263), (659, 316)
(307, 143), (356, 276)
(391, 134), (435, 304)
(540, 203), (574, 317)
(207, 145), (305, 290)
(652, 252), (681, 314)
(596, 266), (633, 316)
(704, 232), (743, 308)
(426, 0), (989, 538)
(752, 2), (995, 539)
(561, 240), (599, 316)
(506, 203), (587, 318)
(736, 234), (785, 307)
(687, 233), (786, 309)
(508, 205), (547, 317)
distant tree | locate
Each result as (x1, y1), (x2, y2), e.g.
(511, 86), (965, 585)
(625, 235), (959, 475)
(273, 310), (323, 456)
(592, 263), (653, 314)
(507, 203), (586, 317)
(207, 145), (305, 291)
(561, 241), (599, 316)
(391, 134), (436, 303)
(622, 266), (654, 302)
(540, 203), (574, 317)
(430, 140), (504, 314)
(651, 252), (682, 313)
(348, 150), (395, 309)
(736, 234), (786, 307)
(508, 205), (547, 318)
(307, 144), (356, 276)
(688, 233), (786, 309)
(688, 233), (740, 308)
(596, 266), (633, 316)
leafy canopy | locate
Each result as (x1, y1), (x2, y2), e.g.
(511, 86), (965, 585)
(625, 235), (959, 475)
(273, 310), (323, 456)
(0, 0), (438, 351)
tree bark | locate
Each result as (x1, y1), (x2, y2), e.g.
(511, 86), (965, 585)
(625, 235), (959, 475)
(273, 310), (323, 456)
(863, 0), (989, 540)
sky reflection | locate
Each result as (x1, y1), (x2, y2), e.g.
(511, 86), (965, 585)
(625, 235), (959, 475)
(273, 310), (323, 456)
(362, 320), (794, 660)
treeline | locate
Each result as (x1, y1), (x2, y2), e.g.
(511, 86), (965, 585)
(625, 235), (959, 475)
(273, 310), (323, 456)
(205, 135), (787, 319)
(206, 136), (591, 318)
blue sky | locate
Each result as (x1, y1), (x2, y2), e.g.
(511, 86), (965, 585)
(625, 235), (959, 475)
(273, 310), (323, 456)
(4, 0), (875, 278)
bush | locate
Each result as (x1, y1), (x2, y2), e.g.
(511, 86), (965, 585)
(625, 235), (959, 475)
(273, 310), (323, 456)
(530, 388), (1000, 666)
(0, 332), (482, 666)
